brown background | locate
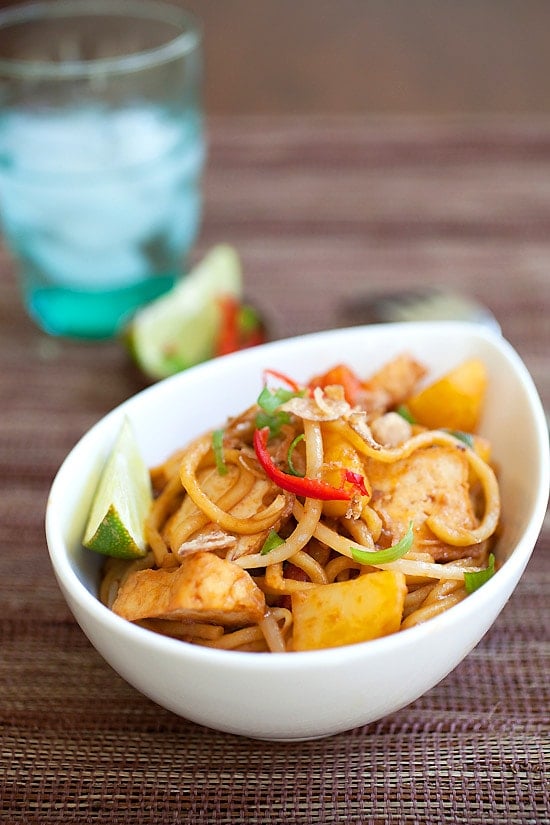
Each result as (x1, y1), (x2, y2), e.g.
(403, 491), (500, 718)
(3, 0), (550, 115)
(186, 0), (550, 116)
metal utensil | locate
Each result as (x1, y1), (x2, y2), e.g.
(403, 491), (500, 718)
(341, 288), (501, 334)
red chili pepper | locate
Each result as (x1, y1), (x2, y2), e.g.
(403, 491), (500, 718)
(308, 363), (363, 406)
(253, 427), (352, 501)
(262, 368), (303, 393)
(246, 328), (266, 348)
(343, 469), (370, 497)
(216, 297), (267, 357)
(215, 296), (240, 356)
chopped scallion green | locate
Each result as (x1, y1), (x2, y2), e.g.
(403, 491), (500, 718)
(396, 405), (416, 424)
(212, 429), (228, 475)
(255, 409), (290, 437)
(287, 433), (305, 476)
(350, 522), (414, 565)
(464, 553), (496, 593)
(238, 304), (261, 334)
(257, 386), (298, 414)
(255, 385), (304, 436)
(445, 430), (475, 449)
(260, 529), (285, 556)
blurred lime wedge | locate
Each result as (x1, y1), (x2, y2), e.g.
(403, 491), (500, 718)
(83, 419), (152, 559)
(127, 245), (243, 380)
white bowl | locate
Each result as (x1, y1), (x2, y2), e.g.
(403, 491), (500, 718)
(46, 322), (549, 740)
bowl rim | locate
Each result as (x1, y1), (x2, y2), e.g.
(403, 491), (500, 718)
(45, 320), (550, 670)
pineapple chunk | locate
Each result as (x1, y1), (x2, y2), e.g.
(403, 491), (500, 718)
(291, 570), (406, 651)
(407, 358), (487, 433)
(321, 423), (368, 518)
(365, 445), (478, 558)
(406, 358), (487, 433)
(366, 353), (427, 407)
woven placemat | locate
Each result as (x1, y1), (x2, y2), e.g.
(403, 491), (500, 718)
(1, 115), (549, 824)
(1, 551), (548, 824)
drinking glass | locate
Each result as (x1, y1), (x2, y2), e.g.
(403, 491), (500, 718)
(0, 0), (204, 338)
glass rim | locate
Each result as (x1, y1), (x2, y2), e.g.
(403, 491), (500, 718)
(0, 0), (202, 79)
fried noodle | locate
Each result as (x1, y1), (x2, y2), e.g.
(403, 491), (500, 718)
(100, 355), (501, 653)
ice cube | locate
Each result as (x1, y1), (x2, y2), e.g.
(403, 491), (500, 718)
(25, 234), (149, 289)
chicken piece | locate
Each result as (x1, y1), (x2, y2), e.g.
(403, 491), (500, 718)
(366, 445), (478, 561)
(361, 353), (427, 414)
(112, 551), (265, 626)
(177, 530), (237, 556)
(370, 411), (412, 447)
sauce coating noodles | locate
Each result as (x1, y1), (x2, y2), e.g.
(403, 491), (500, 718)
(100, 355), (500, 652)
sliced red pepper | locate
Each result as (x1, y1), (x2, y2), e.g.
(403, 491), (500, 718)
(262, 368), (303, 393)
(245, 328), (265, 348)
(343, 469), (370, 497)
(253, 426), (352, 501)
(215, 297), (267, 357)
(215, 296), (240, 356)
(308, 363), (363, 406)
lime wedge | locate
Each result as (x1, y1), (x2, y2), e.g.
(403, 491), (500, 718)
(127, 245), (242, 380)
(83, 419), (152, 559)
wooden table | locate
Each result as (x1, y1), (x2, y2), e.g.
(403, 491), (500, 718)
(1, 116), (549, 824)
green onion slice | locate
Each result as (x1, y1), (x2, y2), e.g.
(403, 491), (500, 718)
(287, 433), (305, 476)
(350, 522), (414, 565)
(464, 553), (496, 593)
(255, 385), (305, 437)
(212, 429), (228, 475)
(260, 529), (285, 556)
(238, 304), (261, 334)
(257, 386), (299, 414)
(255, 409), (290, 437)
(396, 405), (416, 424)
(445, 429), (475, 449)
